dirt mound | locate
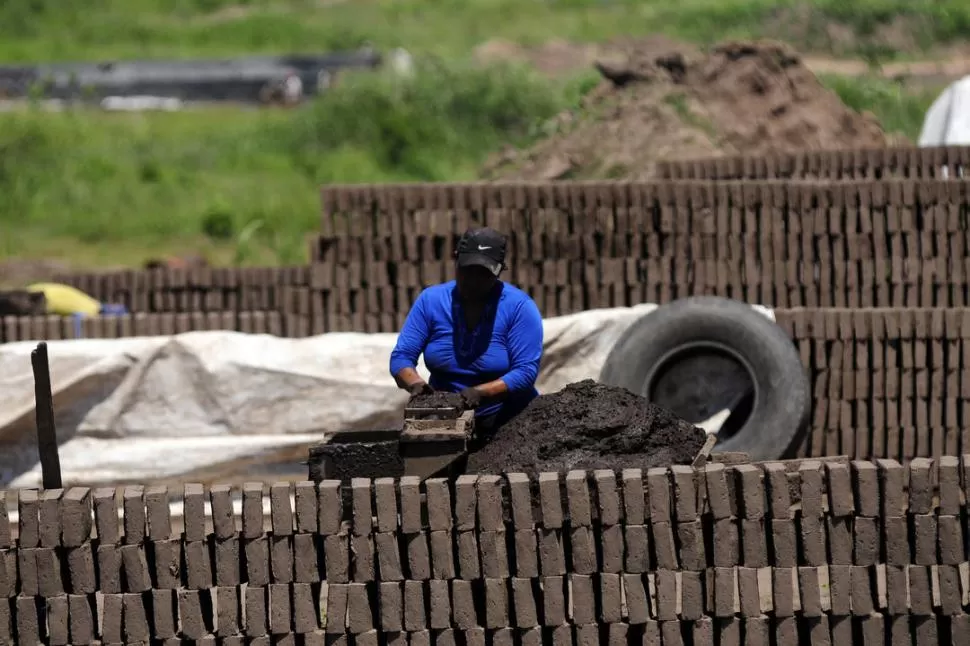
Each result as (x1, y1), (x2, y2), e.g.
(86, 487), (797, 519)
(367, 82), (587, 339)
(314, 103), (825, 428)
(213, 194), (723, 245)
(483, 39), (887, 181)
(408, 391), (466, 410)
(465, 380), (706, 475)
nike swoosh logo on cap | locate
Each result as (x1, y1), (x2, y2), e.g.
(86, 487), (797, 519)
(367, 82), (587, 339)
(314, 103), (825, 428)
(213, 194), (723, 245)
(478, 245), (491, 250)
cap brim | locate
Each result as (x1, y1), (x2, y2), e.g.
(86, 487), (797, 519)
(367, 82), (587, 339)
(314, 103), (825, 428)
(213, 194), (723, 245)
(457, 253), (502, 276)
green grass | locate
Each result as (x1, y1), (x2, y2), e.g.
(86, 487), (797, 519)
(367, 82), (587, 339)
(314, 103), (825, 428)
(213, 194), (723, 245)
(0, 63), (591, 267)
(821, 75), (939, 140)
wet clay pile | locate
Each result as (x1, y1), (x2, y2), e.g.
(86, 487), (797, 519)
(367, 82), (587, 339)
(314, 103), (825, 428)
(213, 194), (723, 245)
(408, 391), (466, 409)
(465, 380), (707, 475)
(483, 39), (887, 181)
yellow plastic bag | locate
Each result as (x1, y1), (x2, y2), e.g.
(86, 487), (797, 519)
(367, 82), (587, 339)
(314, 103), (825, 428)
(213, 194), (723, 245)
(27, 283), (101, 317)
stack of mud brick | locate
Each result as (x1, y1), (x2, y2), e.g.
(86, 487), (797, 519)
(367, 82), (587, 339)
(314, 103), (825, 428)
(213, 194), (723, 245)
(4, 457), (970, 644)
(656, 145), (970, 180)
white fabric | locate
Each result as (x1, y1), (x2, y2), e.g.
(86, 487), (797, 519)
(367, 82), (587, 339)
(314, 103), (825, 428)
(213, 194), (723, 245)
(0, 303), (774, 488)
(919, 76), (970, 159)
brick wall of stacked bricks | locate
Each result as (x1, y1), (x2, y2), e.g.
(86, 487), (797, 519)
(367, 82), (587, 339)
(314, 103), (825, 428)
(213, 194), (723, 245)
(2, 457), (970, 644)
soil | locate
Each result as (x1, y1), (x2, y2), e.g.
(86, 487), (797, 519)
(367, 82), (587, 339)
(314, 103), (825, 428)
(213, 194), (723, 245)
(408, 391), (466, 410)
(482, 39), (888, 181)
(465, 379), (707, 475)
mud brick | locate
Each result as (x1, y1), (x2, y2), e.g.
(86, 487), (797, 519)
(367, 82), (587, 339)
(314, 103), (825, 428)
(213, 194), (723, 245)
(379, 582), (403, 631)
(549, 624), (571, 646)
(425, 478), (452, 532)
(851, 461), (879, 517)
(372, 479), (397, 534)
(347, 582), (373, 633)
(209, 484), (236, 540)
(565, 471), (592, 526)
(93, 490), (120, 546)
(122, 592), (150, 643)
(479, 530), (508, 578)
(763, 464), (791, 519)
(885, 565), (907, 615)
(121, 544), (152, 592)
(317, 481), (343, 536)
(669, 466), (697, 520)
(599, 524), (623, 573)
(621, 573), (649, 624)
(352, 534), (376, 581)
(860, 614), (885, 644)
(242, 482), (267, 539)
(655, 569), (677, 620)
(908, 565), (933, 615)
(599, 573), (622, 623)
(677, 520), (705, 570)
(735, 465), (765, 519)
(294, 482), (318, 534)
(184, 540), (213, 589)
(96, 543), (123, 593)
(740, 519), (768, 567)
(711, 567), (735, 618)
(716, 617), (741, 646)
(244, 586), (270, 636)
(17, 490), (40, 549)
(45, 594), (69, 645)
(456, 531), (481, 579)
(0, 552), (10, 598)
(399, 478), (422, 535)
(324, 534), (350, 583)
(37, 489), (62, 547)
(570, 574), (595, 623)
(646, 468), (671, 521)
(797, 567), (822, 617)
(679, 570), (703, 621)
(774, 617), (797, 644)
(430, 531), (456, 579)
(743, 616), (769, 646)
(883, 516), (909, 565)
(372, 533), (401, 581)
(660, 621), (684, 646)
(0, 492), (8, 549)
(537, 473), (563, 529)
(451, 579), (477, 629)
(691, 617), (713, 645)
(799, 515), (827, 566)
(939, 564), (962, 615)
(705, 464), (734, 520)
(511, 578), (538, 627)
(569, 526), (597, 574)
(121, 486), (147, 544)
(804, 616), (831, 646)
(510, 529), (537, 577)
(144, 485), (172, 541)
(270, 482), (295, 538)
(151, 539), (182, 589)
(639, 620), (662, 646)
(951, 614), (970, 642)
(305, 634), (331, 646)
(272, 535), (296, 583)
(707, 519), (737, 568)
(477, 475), (505, 530)
(624, 525), (649, 573)
(798, 462), (824, 517)
(36, 547), (64, 596)
(101, 593), (123, 643)
(538, 529), (566, 576)
(575, 624), (598, 646)
(18, 550), (39, 597)
(850, 566), (875, 615)
(428, 579), (451, 629)
(14, 597), (40, 645)
(542, 576), (566, 625)
(404, 580), (428, 631)
(938, 515), (964, 564)
(592, 470), (620, 525)
(908, 458), (934, 514)
(913, 514), (939, 565)
(825, 516), (852, 565)
(608, 622), (629, 646)
(68, 594), (97, 644)
(350, 479), (373, 536)
(652, 521), (678, 569)
(216, 586), (241, 636)
(622, 469), (646, 523)
(62, 544), (94, 594)
(772, 567), (796, 617)
(830, 616), (853, 643)
(769, 518), (797, 567)
(506, 473), (534, 529)
(269, 583), (292, 634)
(519, 627), (542, 646)
(179, 588), (213, 639)
(736, 567), (760, 617)
(938, 456), (962, 515)
(323, 584), (347, 634)
(455, 475), (478, 531)
(824, 463), (853, 517)
(214, 536), (241, 586)
(183, 483), (207, 543)
(877, 460), (905, 517)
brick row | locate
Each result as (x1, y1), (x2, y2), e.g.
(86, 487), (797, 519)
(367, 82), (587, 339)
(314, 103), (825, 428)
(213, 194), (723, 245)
(656, 145), (970, 180)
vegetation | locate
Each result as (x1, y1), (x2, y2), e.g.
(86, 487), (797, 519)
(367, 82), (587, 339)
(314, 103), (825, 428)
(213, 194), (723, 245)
(821, 75), (939, 139)
(0, 0), (960, 270)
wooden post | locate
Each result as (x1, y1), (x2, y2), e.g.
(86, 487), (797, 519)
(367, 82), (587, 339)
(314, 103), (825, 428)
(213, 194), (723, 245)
(31, 342), (62, 489)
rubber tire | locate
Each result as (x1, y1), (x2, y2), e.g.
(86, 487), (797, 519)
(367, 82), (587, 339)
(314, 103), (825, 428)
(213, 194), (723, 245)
(598, 296), (810, 461)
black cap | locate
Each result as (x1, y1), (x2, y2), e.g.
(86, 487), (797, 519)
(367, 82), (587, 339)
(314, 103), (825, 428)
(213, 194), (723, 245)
(456, 227), (507, 276)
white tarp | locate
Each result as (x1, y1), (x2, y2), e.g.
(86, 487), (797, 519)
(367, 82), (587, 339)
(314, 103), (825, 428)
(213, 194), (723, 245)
(0, 303), (773, 488)
(919, 75), (970, 154)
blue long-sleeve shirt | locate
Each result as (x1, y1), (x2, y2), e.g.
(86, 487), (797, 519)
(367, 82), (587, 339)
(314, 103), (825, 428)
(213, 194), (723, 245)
(389, 280), (543, 422)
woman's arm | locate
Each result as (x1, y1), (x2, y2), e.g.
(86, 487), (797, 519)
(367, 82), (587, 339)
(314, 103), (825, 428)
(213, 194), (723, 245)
(465, 298), (544, 400)
(389, 291), (433, 392)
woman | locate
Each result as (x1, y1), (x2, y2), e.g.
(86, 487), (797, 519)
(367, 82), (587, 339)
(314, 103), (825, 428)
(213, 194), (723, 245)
(389, 227), (543, 436)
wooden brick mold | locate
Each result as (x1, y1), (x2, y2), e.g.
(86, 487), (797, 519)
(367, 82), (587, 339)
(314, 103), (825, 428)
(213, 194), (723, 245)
(656, 145), (970, 180)
(4, 460), (970, 643)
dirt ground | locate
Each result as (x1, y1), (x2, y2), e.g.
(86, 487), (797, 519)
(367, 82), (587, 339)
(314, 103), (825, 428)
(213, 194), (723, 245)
(465, 380), (707, 475)
(482, 39), (889, 181)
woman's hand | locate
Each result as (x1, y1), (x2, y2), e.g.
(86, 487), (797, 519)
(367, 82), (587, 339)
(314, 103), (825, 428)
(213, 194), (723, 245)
(408, 382), (434, 397)
(459, 387), (482, 409)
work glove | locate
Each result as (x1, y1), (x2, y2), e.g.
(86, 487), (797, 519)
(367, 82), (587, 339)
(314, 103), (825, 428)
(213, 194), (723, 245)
(408, 382), (434, 398)
(459, 387), (482, 410)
